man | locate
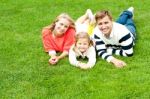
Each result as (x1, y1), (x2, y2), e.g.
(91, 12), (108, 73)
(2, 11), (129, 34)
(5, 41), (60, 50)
(93, 7), (136, 68)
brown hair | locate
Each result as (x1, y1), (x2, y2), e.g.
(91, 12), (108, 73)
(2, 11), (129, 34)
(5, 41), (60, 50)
(75, 32), (93, 46)
(95, 10), (113, 23)
(44, 13), (75, 31)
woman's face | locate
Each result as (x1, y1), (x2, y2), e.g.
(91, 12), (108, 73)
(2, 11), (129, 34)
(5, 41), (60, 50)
(54, 18), (70, 37)
(76, 38), (89, 53)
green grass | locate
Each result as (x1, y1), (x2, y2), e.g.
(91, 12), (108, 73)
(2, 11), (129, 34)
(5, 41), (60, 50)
(0, 0), (150, 99)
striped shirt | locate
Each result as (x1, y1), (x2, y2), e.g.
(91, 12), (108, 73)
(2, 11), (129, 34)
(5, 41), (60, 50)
(93, 22), (134, 62)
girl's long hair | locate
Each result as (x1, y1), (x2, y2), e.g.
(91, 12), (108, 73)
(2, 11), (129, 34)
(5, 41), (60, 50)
(43, 13), (75, 31)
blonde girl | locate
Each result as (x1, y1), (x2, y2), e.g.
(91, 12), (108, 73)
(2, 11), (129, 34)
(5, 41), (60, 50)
(69, 32), (96, 69)
(42, 13), (76, 65)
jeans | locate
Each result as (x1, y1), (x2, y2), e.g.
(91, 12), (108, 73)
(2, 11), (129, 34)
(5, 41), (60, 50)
(116, 10), (136, 39)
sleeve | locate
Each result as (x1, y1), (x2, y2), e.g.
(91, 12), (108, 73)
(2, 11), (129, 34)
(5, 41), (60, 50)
(69, 46), (80, 67)
(94, 34), (114, 62)
(106, 33), (134, 57)
(42, 29), (55, 52)
(86, 46), (96, 68)
(63, 28), (76, 52)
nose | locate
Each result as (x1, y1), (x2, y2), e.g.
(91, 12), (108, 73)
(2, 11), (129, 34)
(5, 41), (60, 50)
(60, 26), (65, 30)
(101, 24), (106, 29)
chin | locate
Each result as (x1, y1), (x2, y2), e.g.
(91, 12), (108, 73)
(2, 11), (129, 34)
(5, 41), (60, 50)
(103, 31), (109, 35)
(80, 50), (86, 53)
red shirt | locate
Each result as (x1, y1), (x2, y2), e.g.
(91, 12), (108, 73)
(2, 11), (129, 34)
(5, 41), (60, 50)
(42, 28), (75, 52)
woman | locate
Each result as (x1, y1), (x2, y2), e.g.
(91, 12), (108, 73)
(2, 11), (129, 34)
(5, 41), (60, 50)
(42, 13), (76, 65)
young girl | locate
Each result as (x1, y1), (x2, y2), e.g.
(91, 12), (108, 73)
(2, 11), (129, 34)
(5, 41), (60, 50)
(75, 9), (96, 37)
(69, 32), (96, 69)
(42, 13), (76, 65)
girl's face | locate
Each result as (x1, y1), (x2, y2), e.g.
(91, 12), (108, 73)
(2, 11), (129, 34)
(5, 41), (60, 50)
(97, 15), (113, 37)
(54, 18), (70, 37)
(76, 38), (89, 53)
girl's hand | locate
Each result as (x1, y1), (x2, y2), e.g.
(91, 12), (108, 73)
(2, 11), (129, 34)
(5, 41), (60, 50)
(79, 63), (90, 69)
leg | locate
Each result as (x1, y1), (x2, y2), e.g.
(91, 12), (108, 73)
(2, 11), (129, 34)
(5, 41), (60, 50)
(76, 14), (89, 24)
(116, 10), (136, 38)
(125, 18), (136, 38)
(116, 10), (133, 25)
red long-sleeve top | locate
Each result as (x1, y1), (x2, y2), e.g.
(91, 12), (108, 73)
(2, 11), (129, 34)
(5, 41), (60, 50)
(42, 28), (75, 53)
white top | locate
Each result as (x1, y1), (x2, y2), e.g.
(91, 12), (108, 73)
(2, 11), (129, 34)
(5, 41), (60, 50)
(69, 45), (96, 68)
(93, 22), (134, 62)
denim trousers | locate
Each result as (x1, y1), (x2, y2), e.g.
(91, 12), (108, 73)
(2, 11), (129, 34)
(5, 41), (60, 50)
(116, 10), (136, 39)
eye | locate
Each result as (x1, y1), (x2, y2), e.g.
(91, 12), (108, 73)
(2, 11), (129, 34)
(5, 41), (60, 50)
(60, 23), (63, 26)
(64, 25), (69, 28)
(104, 21), (108, 24)
(84, 43), (88, 45)
(98, 23), (102, 25)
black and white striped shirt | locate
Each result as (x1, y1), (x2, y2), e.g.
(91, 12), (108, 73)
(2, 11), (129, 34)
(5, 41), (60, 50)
(93, 22), (134, 62)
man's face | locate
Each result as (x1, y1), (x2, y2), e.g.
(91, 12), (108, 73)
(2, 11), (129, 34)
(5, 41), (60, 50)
(97, 16), (113, 37)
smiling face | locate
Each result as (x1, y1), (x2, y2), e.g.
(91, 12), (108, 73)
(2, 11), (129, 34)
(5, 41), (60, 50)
(76, 38), (89, 53)
(97, 15), (113, 37)
(53, 18), (70, 37)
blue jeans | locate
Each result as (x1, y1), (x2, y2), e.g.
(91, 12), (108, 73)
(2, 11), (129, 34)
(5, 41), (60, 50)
(116, 10), (136, 39)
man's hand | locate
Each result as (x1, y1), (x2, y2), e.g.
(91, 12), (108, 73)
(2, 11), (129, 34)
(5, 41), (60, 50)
(111, 58), (126, 68)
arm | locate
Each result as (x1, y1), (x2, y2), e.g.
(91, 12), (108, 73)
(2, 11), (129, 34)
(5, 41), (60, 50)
(69, 47), (80, 67)
(94, 34), (114, 62)
(63, 28), (76, 52)
(42, 29), (54, 52)
(94, 34), (126, 68)
(49, 51), (68, 65)
(57, 51), (68, 60)
(107, 33), (134, 57)
(86, 46), (96, 68)
(80, 46), (96, 69)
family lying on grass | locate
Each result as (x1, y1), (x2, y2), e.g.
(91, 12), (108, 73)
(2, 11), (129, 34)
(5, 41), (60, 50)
(42, 7), (136, 69)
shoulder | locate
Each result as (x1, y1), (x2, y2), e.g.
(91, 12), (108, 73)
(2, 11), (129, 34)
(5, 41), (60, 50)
(42, 28), (51, 37)
(93, 26), (102, 39)
(93, 26), (101, 34)
(69, 45), (76, 54)
(113, 22), (129, 32)
(66, 28), (75, 34)
(69, 44), (75, 51)
(88, 46), (95, 52)
(113, 22), (130, 36)
(65, 28), (76, 38)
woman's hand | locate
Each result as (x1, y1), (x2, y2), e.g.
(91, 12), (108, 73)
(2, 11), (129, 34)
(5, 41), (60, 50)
(49, 56), (59, 65)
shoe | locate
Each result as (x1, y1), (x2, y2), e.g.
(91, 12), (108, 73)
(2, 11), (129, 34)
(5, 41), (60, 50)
(127, 7), (134, 19)
(127, 7), (134, 14)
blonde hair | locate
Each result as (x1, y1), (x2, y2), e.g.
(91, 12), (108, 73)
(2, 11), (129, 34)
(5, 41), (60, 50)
(75, 32), (93, 46)
(44, 13), (75, 31)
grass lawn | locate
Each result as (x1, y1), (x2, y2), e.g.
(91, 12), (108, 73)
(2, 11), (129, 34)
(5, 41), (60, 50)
(0, 0), (150, 99)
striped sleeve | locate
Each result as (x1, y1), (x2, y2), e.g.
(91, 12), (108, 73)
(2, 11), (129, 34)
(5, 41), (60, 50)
(94, 34), (114, 62)
(106, 33), (134, 57)
(118, 33), (134, 57)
